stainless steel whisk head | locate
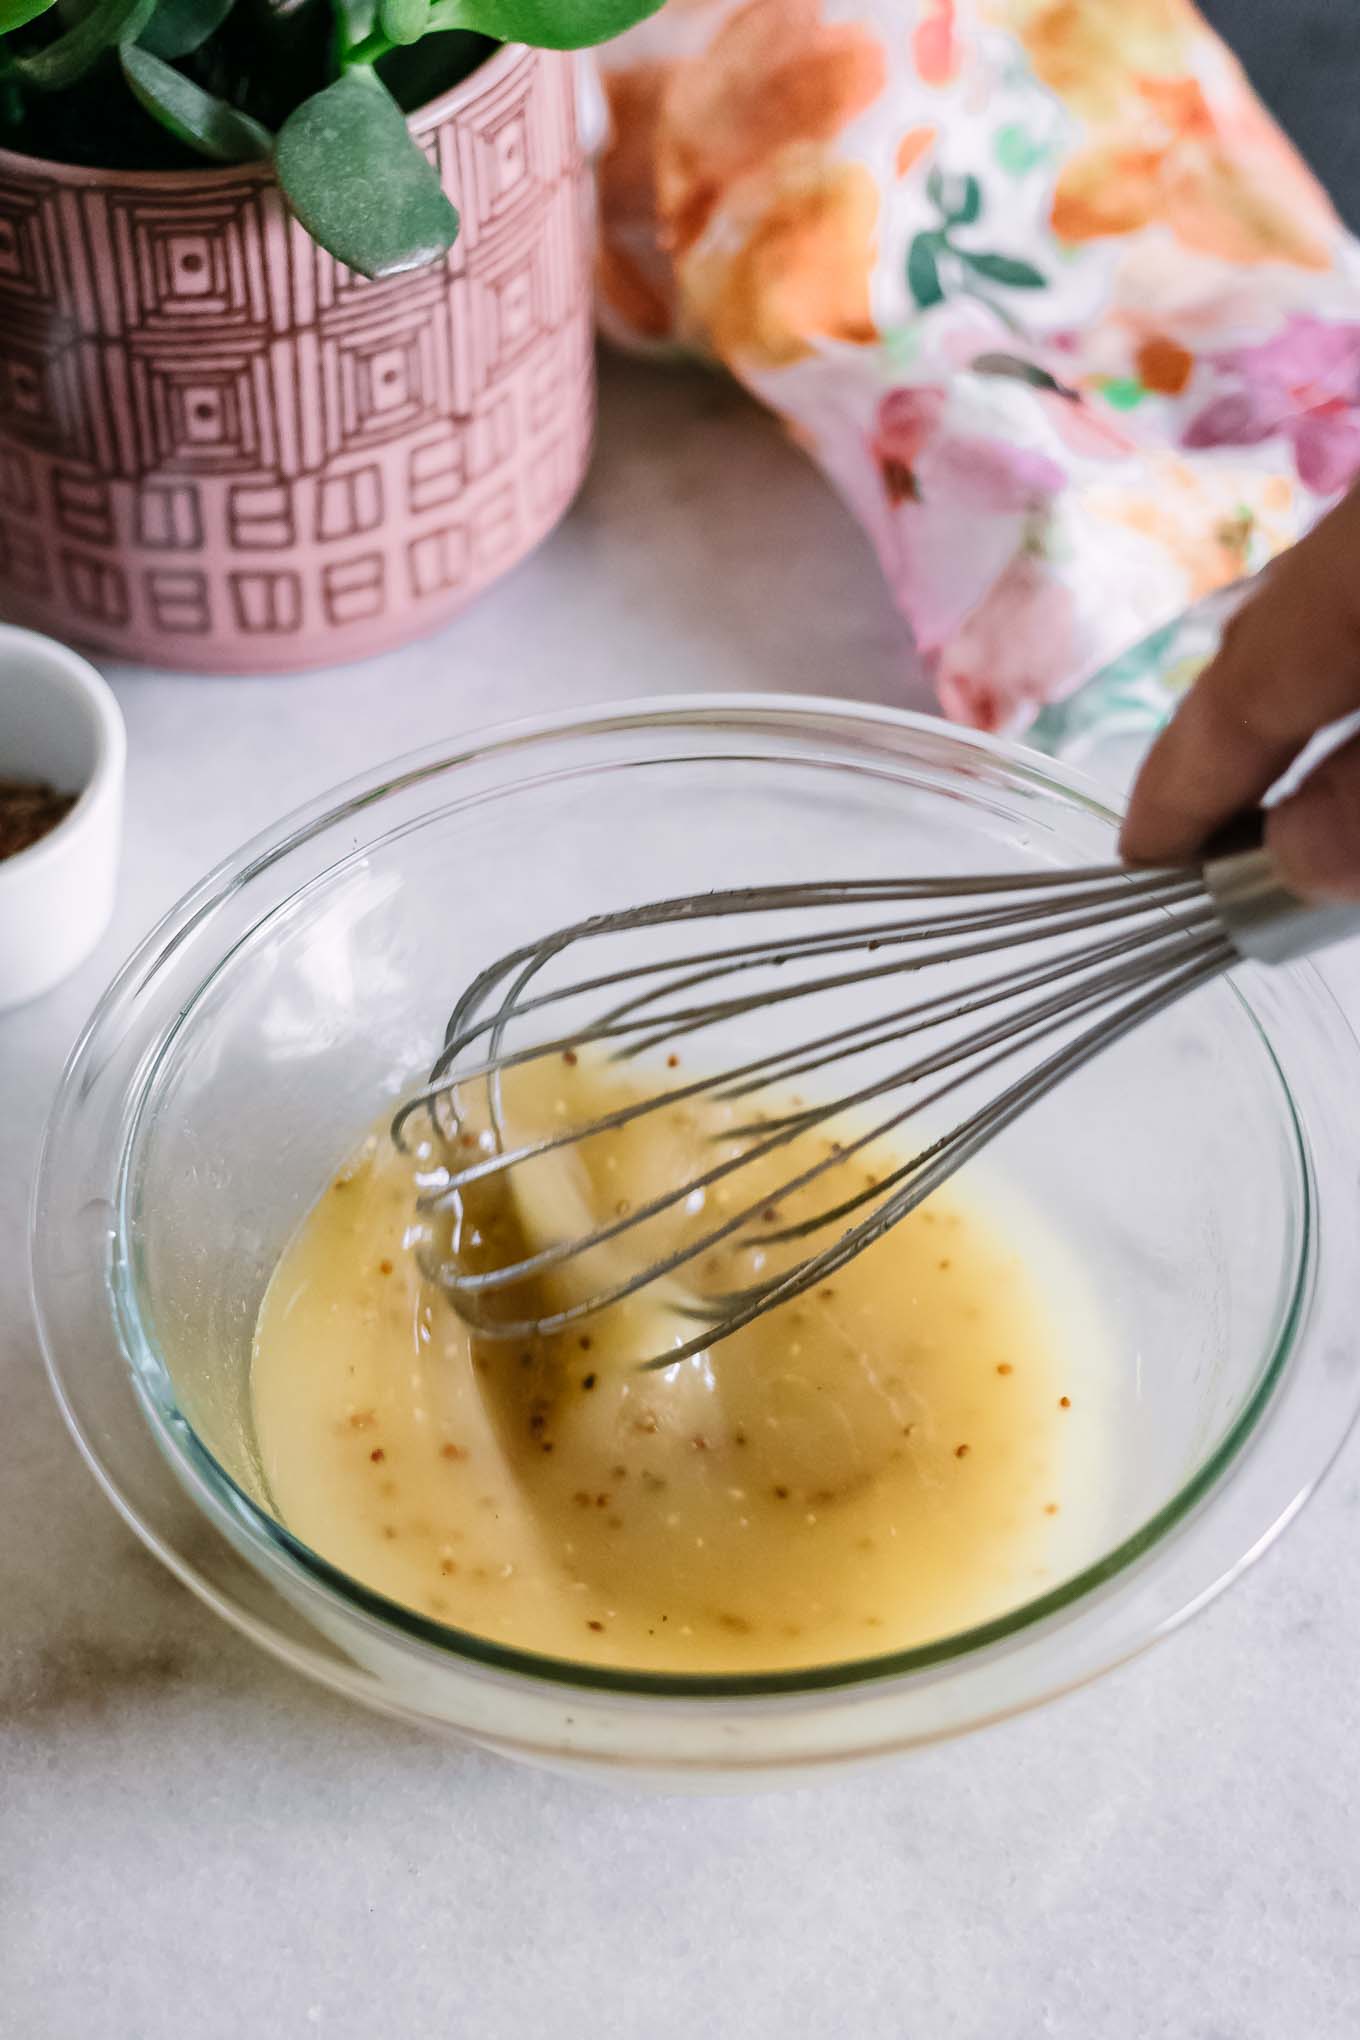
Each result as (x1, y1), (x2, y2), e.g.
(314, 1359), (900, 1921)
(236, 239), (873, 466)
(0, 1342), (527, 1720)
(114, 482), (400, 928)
(392, 822), (1357, 1370)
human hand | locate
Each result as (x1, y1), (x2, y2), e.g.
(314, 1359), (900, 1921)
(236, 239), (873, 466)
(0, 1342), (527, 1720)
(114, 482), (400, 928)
(1121, 486), (1360, 901)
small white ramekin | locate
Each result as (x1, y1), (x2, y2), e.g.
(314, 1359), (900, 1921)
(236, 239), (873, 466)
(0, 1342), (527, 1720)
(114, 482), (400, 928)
(0, 624), (126, 1011)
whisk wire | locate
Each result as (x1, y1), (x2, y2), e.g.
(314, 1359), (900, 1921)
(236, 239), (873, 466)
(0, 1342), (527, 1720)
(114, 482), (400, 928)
(400, 840), (1348, 1370)
(414, 903), (1220, 1210)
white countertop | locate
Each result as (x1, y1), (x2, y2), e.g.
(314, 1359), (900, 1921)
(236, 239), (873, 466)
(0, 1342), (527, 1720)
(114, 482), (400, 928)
(5, 356), (1359, 2039)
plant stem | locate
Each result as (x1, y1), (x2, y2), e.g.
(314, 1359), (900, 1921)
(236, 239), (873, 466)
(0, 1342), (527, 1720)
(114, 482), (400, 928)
(343, 25), (392, 62)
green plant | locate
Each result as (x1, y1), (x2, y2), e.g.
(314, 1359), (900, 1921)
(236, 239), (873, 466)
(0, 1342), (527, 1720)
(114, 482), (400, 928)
(0, 0), (660, 277)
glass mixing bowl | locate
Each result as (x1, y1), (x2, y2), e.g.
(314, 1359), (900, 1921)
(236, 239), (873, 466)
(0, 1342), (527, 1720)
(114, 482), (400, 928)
(32, 699), (1360, 1786)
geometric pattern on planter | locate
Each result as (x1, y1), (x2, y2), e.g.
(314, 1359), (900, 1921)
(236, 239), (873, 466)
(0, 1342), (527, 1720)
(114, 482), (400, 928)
(0, 45), (593, 671)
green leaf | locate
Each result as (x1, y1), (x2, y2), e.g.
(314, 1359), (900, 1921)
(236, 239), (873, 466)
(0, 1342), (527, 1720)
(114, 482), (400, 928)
(949, 173), (980, 226)
(120, 44), (272, 160)
(14, 0), (157, 84)
(906, 231), (944, 310)
(275, 66), (459, 279)
(378, 0), (424, 40)
(334, 0), (376, 41)
(927, 166), (980, 227)
(959, 249), (1045, 289)
(138, 0), (235, 56)
(419, 0), (662, 49)
(0, 0), (57, 32)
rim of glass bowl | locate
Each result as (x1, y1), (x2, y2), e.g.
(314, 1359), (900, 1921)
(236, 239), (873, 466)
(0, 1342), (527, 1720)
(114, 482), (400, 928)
(33, 695), (1356, 1708)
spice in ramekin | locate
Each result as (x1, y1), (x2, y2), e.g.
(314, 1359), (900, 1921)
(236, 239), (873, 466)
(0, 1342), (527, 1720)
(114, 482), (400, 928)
(0, 778), (75, 862)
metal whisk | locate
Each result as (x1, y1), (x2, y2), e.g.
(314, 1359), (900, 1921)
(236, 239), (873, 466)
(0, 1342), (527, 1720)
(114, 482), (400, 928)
(392, 820), (1358, 1370)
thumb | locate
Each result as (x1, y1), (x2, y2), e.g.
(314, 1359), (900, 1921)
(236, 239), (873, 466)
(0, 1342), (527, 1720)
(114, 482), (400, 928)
(1266, 730), (1360, 903)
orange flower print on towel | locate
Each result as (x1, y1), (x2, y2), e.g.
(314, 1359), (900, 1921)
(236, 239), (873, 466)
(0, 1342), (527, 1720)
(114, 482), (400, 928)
(658, 0), (886, 256)
(896, 125), (936, 180)
(683, 148), (880, 368)
(1136, 337), (1194, 396)
(994, 0), (1339, 267)
(1051, 75), (1334, 268)
(992, 0), (1195, 121)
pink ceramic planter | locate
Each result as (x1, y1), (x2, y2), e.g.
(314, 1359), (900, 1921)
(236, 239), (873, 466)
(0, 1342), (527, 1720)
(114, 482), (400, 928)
(0, 44), (594, 672)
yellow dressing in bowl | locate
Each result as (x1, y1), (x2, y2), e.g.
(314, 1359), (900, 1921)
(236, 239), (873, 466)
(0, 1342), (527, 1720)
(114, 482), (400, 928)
(252, 1060), (1110, 1673)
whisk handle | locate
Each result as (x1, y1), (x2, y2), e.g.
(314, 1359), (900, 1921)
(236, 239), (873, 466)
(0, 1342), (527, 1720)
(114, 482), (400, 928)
(1203, 822), (1360, 965)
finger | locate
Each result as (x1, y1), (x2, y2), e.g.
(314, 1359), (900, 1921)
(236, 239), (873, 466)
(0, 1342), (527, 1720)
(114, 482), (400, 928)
(1266, 729), (1360, 902)
(1121, 487), (1360, 864)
